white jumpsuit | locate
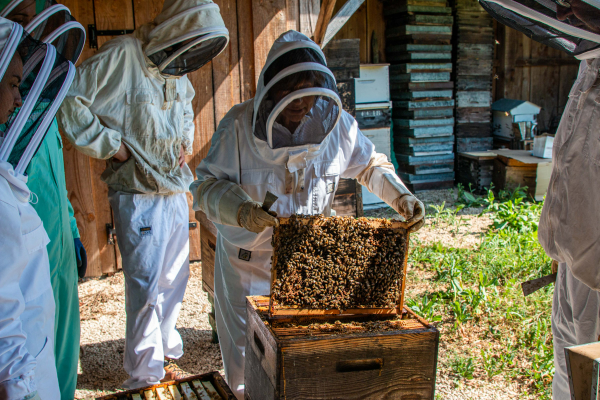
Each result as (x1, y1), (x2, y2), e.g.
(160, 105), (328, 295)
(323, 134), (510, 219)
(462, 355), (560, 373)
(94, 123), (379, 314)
(538, 58), (600, 399)
(192, 31), (407, 399)
(0, 161), (59, 400)
(57, 0), (228, 389)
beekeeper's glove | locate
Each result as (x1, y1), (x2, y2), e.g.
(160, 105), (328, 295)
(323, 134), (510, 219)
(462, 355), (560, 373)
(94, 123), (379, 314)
(385, 176), (425, 233)
(25, 392), (42, 400)
(238, 201), (279, 233)
(357, 153), (425, 233)
(194, 178), (278, 233)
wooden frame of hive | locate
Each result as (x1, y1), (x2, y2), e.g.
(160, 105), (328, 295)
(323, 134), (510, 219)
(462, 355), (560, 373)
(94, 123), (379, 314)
(95, 371), (236, 399)
(269, 217), (411, 319)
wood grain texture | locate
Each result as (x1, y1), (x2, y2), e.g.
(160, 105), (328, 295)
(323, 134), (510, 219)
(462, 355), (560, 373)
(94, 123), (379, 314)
(252, 0), (300, 84)
(61, 137), (102, 277)
(187, 192), (201, 261)
(322, 0), (366, 48)
(199, 224), (216, 293)
(133, 0), (163, 26)
(93, 0), (135, 48)
(366, 0), (385, 63)
(237, 0), (256, 101)
(89, 159), (118, 274)
(299, 0), (320, 38)
(245, 298), (439, 400)
(212, 0), (242, 126)
(331, 0), (368, 62)
(314, 0), (337, 45)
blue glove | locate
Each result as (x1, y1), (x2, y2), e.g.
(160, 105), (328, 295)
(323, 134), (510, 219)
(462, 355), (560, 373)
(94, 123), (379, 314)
(74, 238), (87, 278)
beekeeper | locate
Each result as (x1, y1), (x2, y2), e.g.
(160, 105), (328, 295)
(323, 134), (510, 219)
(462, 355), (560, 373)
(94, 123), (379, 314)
(1, 2), (86, 398)
(479, 0), (600, 397)
(0, 16), (76, 400)
(57, 0), (229, 389)
(191, 30), (425, 398)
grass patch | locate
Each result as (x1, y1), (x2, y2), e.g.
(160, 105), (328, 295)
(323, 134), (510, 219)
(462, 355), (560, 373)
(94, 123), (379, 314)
(406, 186), (554, 398)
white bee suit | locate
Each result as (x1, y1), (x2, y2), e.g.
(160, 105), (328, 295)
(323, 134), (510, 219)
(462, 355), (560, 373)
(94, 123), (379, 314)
(538, 58), (600, 399)
(0, 162), (58, 400)
(191, 31), (418, 398)
(57, 0), (229, 389)
(0, 17), (76, 400)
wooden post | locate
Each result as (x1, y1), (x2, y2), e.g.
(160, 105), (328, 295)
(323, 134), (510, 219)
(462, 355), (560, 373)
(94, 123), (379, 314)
(313, 0), (337, 46)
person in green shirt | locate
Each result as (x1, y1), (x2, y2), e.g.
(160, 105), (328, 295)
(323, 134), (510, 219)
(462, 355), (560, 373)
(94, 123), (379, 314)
(1, 1), (86, 399)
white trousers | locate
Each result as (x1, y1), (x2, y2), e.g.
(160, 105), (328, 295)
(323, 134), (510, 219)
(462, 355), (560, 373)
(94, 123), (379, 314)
(109, 191), (190, 390)
(552, 262), (600, 399)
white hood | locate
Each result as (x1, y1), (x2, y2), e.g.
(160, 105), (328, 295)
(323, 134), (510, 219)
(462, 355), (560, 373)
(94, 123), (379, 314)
(139, 0), (229, 75)
(0, 16), (75, 177)
(251, 30), (342, 154)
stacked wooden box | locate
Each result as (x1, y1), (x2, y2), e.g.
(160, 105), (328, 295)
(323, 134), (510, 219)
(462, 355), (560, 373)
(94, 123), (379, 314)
(354, 64), (393, 209)
(323, 39), (364, 217)
(456, 151), (496, 193)
(384, 0), (456, 192)
(453, 0), (494, 153)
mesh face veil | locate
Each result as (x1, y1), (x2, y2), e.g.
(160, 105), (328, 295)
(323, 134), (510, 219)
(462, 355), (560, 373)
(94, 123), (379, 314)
(24, 2), (85, 64)
(253, 45), (342, 149)
(0, 18), (74, 175)
(144, 2), (229, 76)
(480, 0), (600, 58)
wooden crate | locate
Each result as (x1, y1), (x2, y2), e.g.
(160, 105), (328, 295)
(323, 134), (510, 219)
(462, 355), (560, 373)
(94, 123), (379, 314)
(456, 151), (496, 192)
(269, 217), (410, 318)
(332, 178), (363, 217)
(245, 296), (440, 400)
(96, 371), (235, 399)
(196, 211), (219, 344)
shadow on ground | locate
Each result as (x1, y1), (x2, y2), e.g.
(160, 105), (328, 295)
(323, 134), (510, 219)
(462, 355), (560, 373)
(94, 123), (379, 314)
(77, 328), (222, 393)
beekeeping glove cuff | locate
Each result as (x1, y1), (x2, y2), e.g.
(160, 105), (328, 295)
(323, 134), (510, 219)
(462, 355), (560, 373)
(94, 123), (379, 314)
(357, 157), (425, 232)
(196, 178), (252, 227)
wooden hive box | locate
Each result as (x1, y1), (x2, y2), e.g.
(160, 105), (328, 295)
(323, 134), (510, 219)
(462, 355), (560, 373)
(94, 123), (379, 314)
(245, 296), (439, 400)
(95, 371), (235, 399)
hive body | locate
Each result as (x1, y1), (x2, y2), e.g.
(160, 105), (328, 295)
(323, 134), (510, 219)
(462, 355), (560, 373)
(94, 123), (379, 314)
(245, 296), (439, 400)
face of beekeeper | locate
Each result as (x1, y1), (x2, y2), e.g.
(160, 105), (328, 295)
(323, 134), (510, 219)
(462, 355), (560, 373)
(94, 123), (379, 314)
(557, 0), (600, 34)
(0, 54), (23, 125)
(6, 0), (37, 26)
(273, 80), (317, 131)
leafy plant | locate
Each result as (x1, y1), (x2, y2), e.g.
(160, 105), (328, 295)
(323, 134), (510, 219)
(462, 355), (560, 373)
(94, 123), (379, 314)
(450, 356), (475, 380)
(406, 295), (442, 322)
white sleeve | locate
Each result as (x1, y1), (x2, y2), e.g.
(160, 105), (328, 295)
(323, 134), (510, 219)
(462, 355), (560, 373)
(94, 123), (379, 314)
(182, 77), (196, 156)
(0, 201), (37, 400)
(57, 46), (124, 160)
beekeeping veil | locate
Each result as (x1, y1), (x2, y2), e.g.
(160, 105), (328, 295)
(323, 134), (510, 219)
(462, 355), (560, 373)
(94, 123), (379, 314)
(23, 1), (85, 64)
(253, 30), (342, 149)
(480, 0), (600, 59)
(142, 0), (229, 76)
(0, 16), (74, 179)
(0, 0), (85, 64)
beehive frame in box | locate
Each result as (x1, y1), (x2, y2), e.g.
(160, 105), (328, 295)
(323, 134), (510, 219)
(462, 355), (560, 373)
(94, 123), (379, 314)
(269, 215), (411, 318)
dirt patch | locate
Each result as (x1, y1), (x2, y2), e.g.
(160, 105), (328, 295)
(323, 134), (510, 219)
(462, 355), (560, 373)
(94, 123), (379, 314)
(75, 263), (223, 399)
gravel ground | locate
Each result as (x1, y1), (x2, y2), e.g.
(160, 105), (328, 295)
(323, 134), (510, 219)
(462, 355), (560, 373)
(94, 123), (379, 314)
(76, 189), (520, 399)
(75, 262), (222, 399)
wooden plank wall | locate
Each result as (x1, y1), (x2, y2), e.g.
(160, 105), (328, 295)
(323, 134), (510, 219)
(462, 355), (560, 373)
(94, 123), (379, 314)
(330, 0), (386, 63)
(61, 0), (383, 276)
(493, 23), (579, 133)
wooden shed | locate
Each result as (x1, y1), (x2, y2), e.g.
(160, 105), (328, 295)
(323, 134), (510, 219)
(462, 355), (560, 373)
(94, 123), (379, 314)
(58, 0), (578, 277)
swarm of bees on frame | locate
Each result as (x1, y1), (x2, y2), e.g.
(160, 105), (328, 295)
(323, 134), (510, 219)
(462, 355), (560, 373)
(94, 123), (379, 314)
(271, 215), (407, 310)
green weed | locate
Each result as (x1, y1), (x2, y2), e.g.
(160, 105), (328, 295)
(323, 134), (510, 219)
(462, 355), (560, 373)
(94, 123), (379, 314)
(406, 186), (553, 398)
